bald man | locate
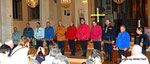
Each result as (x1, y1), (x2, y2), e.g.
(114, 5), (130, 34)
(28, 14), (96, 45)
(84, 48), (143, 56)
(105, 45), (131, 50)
(120, 45), (149, 64)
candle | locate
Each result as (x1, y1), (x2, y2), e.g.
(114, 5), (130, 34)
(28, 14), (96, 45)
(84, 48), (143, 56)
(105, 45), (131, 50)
(138, 20), (140, 27)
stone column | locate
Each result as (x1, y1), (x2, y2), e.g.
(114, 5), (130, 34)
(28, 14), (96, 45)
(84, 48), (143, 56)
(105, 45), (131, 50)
(0, 0), (13, 43)
(40, 0), (50, 28)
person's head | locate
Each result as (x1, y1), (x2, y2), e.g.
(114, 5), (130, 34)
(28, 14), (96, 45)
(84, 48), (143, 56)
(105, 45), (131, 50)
(18, 37), (30, 48)
(26, 23), (30, 28)
(105, 20), (111, 26)
(120, 25), (126, 32)
(52, 55), (70, 64)
(14, 27), (18, 32)
(80, 18), (85, 25)
(70, 21), (74, 26)
(131, 45), (142, 55)
(49, 48), (61, 57)
(0, 44), (10, 55)
(92, 20), (97, 26)
(46, 22), (50, 27)
(58, 21), (62, 26)
(136, 27), (143, 34)
(28, 47), (37, 58)
(36, 22), (41, 28)
(5, 39), (14, 48)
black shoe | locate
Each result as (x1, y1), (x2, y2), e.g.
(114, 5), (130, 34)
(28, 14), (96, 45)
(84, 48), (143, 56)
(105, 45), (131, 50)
(104, 59), (109, 61)
(81, 55), (86, 57)
(70, 54), (75, 56)
(110, 60), (112, 62)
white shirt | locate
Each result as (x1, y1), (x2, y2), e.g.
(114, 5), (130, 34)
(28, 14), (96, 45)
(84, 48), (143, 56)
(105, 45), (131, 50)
(41, 56), (55, 64)
(10, 46), (29, 64)
(120, 53), (149, 64)
(0, 53), (11, 64)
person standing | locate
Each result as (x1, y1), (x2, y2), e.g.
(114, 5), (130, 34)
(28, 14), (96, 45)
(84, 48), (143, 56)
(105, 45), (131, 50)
(55, 21), (66, 55)
(23, 23), (34, 39)
(102, 20), (115, 62)
(45, 22), (55, 48)
(66, 21), (77, 56)
(34, 22), (44, 48)
(134, 27), (149, 55)
(12, 27), (21, 48)
(115, 25), (130, 59)
(91, 20), (102, 51)
(76, 18), (90, 57)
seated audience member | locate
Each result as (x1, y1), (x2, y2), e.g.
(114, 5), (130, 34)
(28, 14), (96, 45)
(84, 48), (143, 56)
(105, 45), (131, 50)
(0, 44), (11, 64)
(10, 37), (30, 64)
(5, 39), (14, 56)
(82, 49), (102, 64)
(42, 43), (70, 64)
(36, 47), (46, 63)
(120, 45), (149, 64)
(28, 47), (39, 64)
(52, 55), (70, 64)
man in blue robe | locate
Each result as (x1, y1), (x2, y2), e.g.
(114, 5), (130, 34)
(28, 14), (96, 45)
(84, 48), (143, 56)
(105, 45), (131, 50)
(115, 25), (130, 59)
(23, 23), (34, 39)
(44, 22), (55, 49)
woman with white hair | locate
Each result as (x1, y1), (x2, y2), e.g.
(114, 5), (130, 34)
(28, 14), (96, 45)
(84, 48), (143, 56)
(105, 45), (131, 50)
(10, 37), (30, 64)
(120, 45), (149, 64)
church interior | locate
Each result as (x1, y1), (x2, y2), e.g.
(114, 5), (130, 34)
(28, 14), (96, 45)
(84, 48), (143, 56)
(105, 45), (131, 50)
(0, 0), (150, 64)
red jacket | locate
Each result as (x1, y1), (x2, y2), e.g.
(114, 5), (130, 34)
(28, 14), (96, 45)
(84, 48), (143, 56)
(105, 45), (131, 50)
(76, 24), (90, 40)
(66, 26), (77, 40)
(91, 25), (102, 41)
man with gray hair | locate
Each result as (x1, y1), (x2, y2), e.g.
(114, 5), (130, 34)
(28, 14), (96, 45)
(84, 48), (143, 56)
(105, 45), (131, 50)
(42, 43), (70, 64)
(120, 45), (149, 64)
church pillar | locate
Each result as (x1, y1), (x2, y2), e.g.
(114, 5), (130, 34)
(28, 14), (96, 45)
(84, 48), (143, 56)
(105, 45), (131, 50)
(22, 0), (29, 23)
(40, 0), (50, 27)
(148, 0), (150, 26)
(122, 0), (128, 27)
(0, 0), (13, 43)
(75, 0), (89, 27)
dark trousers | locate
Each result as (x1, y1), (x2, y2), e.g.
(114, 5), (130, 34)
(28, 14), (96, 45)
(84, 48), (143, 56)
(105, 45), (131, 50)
(93, 41), (101, 51)
(68, 40), (76, 55)
(104, 43), (113, 61)
(36, 40), (43, 48)
(119, 49), (127, 59)
(46, 40), (52, 48)
(80, 40), (88, 56)
(46, 40), (52, 54)
(58, 41), (65, 55)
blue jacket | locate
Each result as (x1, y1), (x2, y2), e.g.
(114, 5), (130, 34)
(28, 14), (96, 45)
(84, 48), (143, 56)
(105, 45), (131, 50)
(34, 27), (44, 39)
(44, 26), (55, 39)
(115, 31), (130, 49)
(23, 27), (34, 38)
(102, 26), (116, 41)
